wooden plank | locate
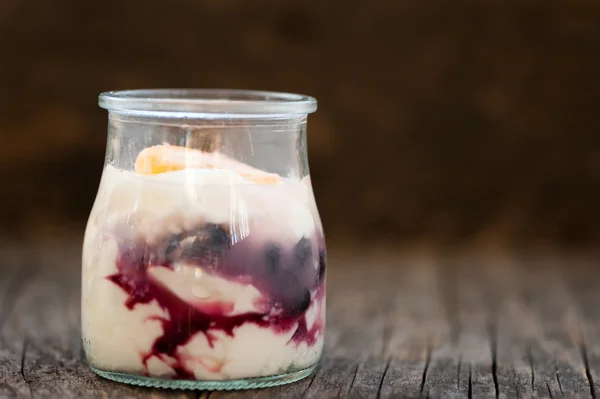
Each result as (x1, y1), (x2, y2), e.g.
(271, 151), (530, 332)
(302, 356), (355, 398)
(422, 252), (496, 399)
(343, 356), (387, 398)
(487, 251), (591, 398)
(0, 246), (35, 398)
(482, 252), (535, 399)
(324, 251), (394, 359)
(558, 253), (600, 399)
(525, 256), (590, 398)
(379, 358), (426, 399)
(378, 248), (444, 398)
(304, 252), (393, 398)
(3, 244), (600, 398)
(417, 254), (460, 399)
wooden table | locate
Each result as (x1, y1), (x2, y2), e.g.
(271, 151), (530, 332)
(2, 243), (600, 398)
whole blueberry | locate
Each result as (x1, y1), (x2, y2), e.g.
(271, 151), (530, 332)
(265, 244), (281, 274)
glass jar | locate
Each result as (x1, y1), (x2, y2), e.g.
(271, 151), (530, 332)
(82, 89), (326, 390)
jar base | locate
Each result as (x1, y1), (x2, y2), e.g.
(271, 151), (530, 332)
(90, 364), (316, 390)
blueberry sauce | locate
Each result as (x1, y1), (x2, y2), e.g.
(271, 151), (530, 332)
(107, 224), (326, 379)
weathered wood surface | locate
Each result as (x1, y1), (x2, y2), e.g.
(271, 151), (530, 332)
(1, 243), (600, 398)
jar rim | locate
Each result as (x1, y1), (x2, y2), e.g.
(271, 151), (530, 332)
(98, 89), (317, 118)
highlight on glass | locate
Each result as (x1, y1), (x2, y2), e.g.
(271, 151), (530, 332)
(82, 89), (327, 390)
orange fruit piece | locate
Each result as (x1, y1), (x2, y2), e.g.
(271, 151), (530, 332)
(134, 144), (282, 184)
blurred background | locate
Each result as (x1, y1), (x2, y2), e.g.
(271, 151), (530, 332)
(1, 0), (599, 250)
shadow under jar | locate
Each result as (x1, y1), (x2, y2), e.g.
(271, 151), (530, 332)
(82, 89), (326, 390)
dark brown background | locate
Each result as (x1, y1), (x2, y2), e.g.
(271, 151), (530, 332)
(1, 0), (599, 249)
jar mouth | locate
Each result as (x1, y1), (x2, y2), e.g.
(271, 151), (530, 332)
(99, 89), (317, 118)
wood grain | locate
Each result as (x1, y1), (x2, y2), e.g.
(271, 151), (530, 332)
(2, 244), (600, 398)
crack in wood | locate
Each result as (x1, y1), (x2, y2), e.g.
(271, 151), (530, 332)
(546, 381), (553, 399)
(420, 343), (432, 395)
(345, 363), (359, 397)
(489, 322), (499, 399)
(468, 368), (472, 399)
(579, 338), (597, 399)
(555, 370), (563, 395)
(20, 336), (32, 398)
(456, 354), (462, 389)
(376, 358), (390, 399)
(527, 346), (534, 390)
(336, 378), (344, 398)
(302, 368), (318, 396)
